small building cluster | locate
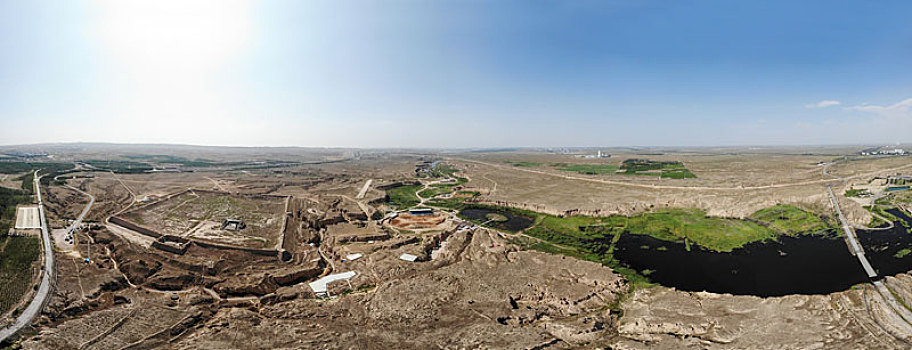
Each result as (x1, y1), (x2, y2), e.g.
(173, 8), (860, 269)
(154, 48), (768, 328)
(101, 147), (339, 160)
(860, 148), (906, 156)
(309, 271), (357, 298)
(578, 150), (611, 159)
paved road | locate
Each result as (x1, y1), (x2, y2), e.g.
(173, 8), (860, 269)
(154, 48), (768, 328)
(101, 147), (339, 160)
(0, 172), (55, 342)
(827, 185), (877, 278)
(356, 179), (372, 199)
(58, 177), (96, 237)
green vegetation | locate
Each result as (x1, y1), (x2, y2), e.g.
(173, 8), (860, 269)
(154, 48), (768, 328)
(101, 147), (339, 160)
(506, 161), (543, 167)
(865, 205), (900, 227)
(83, 160), (154, 173)
(887, 285), (912, 313)
(521, 209), (772, 253)
(845, 188), (867, 197)
(896, 191), (912, 204)
(462, 202), (838, 294)
(875, 196), (893, 206)
(18, 173), (34, 193)
(386, 185), (422, 208)
(553, 159), (696, 178)
(620, 159), (697, 179)
(463, 203), (830, 255)
(748, 204), (831, 235)
(0, 162), (74, 191)
(469, 203), (832, 294)
(418, 186), (452, 198)
(123, 154), (226, 167)
(0, 161), (72, 174)
(555, 164), (619, 174)
(620, 158), (680, 172)
(659, 168), (698, 179)
(1, 186), (32, 233)
(0, 236), (41, 315)
(425, 197), (467, 209)
(895, 249), (912, 259)
(619, 209), (782, 252)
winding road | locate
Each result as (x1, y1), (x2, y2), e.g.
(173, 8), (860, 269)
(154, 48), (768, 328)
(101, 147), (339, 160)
(57, 174), (96, 238)
(0, 172), (54, 342)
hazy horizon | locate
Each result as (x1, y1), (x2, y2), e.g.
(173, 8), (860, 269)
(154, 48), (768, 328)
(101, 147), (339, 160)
(1, 141), (906, 151)
(2, 1), (911, 148)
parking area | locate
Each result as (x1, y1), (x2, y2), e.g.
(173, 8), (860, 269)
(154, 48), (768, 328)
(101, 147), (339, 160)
(15, 206), (41, 229)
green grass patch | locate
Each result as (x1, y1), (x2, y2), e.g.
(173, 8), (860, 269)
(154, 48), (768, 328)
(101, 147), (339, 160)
(386, 185), (421, 209)
(520, 206), (815, 253)
(895, 249), (912, 259)
(418, 187), (451, 198)
(621, 159), (697, 178)
(875, 196), (893, 206)
(620, 209), (777, 252)
(425, 197), (469, 209)
(845, 188), (868, 197)
(659, 168), (697, 179)
(748, 204), (831, 235)
(864, 205), (899, 227)
(476, 204), (839, 294)
(555, 164), (619, 175)
(554, 159), (697, 178)
(620, 159), (683, 172)
(506, 161), (543, 167)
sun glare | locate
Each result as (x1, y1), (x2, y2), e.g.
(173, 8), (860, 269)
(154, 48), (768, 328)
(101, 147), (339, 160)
(93, 0), (252, 72)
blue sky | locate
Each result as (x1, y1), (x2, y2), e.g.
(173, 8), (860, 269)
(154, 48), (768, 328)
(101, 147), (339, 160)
(1, 0), (911, 147)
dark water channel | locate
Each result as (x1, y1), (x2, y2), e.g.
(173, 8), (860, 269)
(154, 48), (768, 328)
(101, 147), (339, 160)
(614, 211), (912, 297)
(459, 208), (534, 232)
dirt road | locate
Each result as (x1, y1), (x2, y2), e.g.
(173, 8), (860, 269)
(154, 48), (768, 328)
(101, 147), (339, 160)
(454, 157), (912, 192)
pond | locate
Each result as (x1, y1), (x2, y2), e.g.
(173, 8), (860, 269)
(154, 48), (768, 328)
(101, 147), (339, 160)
(459, 208), (534, 232)
(613, 211), (912, 297)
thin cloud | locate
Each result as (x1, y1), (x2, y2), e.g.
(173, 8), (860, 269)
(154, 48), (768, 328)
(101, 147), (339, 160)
(805, 100), (841, 108)
(845, 97), (912, 116)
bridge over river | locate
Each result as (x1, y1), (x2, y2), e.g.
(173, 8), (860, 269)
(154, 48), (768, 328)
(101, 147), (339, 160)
(828, 185), (912, 334)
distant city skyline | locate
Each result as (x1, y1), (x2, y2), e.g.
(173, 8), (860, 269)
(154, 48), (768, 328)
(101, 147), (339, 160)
(1, 1), (911, 147)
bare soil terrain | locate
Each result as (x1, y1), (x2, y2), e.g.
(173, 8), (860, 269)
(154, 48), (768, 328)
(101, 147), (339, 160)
(7, 146), (912, 349)
(120, 190), (286, 249)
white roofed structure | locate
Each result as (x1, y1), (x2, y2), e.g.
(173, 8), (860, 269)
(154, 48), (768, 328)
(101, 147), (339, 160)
(399, 253), (418, 262)
(309, 271), (356, 297)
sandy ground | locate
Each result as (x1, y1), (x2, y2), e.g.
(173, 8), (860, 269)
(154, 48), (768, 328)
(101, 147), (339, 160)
(12, 148), (912, 349)
(50, 229), (80, 258)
